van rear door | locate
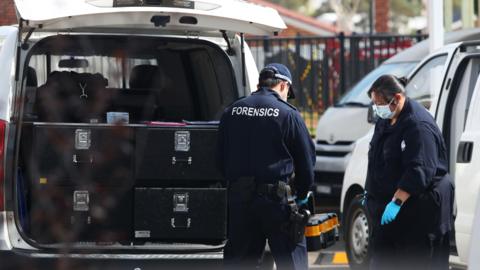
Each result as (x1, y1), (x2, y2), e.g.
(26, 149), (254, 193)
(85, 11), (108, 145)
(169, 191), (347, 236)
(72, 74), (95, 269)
(13, 0), (286, 36)
(0, 26), (18, 251)
(455, 73), (480, 265)
(0, 26), (18, 121)
(431, 42), (480, 265)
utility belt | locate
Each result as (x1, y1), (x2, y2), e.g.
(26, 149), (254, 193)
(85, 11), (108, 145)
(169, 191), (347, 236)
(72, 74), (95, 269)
(228, 177), (288, 201)
(229, 177), (311, 245)
(256, 181), (290, 200)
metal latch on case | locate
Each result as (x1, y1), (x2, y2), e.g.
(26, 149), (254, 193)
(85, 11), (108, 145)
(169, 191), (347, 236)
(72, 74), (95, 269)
(73, 190), (90, 211)
(174, 131), (190, 152)
(173, 193), (189, 212)
(75, 129), (91, 150)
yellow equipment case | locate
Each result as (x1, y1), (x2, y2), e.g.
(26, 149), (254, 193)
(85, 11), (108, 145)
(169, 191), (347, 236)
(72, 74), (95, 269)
(305, 213), (340, 251)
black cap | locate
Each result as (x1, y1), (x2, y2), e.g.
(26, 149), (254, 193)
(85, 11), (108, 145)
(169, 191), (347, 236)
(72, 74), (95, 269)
(259, 63), (296, 99)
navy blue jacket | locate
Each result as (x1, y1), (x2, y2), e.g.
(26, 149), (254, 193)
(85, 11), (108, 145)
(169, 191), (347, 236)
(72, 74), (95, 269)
(366, 98), (449, 201)
(217, 87), (315, 199)
(366, 98), (454, 236)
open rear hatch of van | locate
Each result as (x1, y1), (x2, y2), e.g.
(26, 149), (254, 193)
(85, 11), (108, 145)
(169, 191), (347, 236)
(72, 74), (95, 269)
(14, 0), (286, 36)
(12, 0), (286, 250)
(16, 34), (239, 249)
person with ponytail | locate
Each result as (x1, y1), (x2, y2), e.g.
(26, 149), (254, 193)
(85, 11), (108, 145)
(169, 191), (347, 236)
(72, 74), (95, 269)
(364, 75), (454, 270)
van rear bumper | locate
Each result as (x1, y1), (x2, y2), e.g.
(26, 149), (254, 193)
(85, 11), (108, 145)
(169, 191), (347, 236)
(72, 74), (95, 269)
(314, 154), (351, 172)
(0, 249), (224, 270)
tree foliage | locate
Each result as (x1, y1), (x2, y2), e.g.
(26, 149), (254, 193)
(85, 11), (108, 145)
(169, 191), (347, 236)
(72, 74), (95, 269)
(391, 0), (423, 17)
(266, 0), (310, 10)
(313, 0), (423, 33)
(263, 0), (425, 33)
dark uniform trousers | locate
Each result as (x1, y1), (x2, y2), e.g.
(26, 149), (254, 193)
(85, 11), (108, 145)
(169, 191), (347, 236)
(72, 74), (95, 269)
(224, 190), (308, 270)
(368, 174), (453, 270)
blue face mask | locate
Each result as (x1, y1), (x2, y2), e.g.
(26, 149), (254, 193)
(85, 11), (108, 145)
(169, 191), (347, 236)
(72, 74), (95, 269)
(373, 98), (395, 119)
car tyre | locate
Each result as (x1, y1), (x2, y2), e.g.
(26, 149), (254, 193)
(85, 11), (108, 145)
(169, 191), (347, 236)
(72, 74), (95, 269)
(345, 194), (371, 270)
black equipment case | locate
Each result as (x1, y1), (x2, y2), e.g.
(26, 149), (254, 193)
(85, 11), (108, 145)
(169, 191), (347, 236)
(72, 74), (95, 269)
(24, 123), (135, 186)
(134, 187), (226, 243)
(29, 186), (133, 244)
(24, 123), (135, 244)
(22, 123), (226, 244)
(133, 125), (226, 243)
(135, 126), (222, 181)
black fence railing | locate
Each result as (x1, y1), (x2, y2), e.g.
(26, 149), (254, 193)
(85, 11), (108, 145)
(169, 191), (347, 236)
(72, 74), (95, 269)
(246, 33), (427, 134)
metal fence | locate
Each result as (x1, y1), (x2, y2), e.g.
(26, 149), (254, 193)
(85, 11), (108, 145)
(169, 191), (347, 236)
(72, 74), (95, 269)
(246, 33), (427, 134)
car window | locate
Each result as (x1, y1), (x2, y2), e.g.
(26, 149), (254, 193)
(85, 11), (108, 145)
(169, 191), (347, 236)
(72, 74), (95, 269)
(405, 55), (448, 109)
(336, 62), (417, 106)
(451, 57), (480, 130)
(24, 35), (238, 123)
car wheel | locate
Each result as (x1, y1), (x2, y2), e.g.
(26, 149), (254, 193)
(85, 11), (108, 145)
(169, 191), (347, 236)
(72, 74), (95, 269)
(345, 195), (371, 270)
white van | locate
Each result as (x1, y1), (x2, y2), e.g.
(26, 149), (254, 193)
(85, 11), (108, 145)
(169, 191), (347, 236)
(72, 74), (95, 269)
(341, 40), (480, 269)
(313, 29), (480, 200)
(0, 0), (285, 267)
(445, 41), (480, 268)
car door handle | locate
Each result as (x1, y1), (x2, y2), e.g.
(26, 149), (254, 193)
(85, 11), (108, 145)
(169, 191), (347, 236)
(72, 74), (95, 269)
(457, 141), (474, 163)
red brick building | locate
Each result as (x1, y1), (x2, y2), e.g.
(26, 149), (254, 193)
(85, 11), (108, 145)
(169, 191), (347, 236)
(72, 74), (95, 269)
(0, 0), (15, 25)
(375, 0), (389, 33)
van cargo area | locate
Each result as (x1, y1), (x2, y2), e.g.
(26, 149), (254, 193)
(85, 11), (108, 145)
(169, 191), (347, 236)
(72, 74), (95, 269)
(15, 34), (238, 248)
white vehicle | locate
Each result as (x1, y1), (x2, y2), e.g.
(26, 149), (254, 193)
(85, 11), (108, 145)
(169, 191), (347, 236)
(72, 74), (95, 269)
(447, 41), (480, 268)
(342, 39), (480, 269)
(313, 29), (480, 200)
(0, 0), (285, 267)
(466, 185), (480, 269)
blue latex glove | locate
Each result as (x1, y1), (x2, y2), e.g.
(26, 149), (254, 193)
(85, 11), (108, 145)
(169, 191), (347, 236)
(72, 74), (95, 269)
(295, 197), (309, 206)
(381, 201), (401, 225)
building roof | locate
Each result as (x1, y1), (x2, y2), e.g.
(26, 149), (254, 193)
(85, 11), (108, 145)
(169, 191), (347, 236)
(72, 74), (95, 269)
(247, 0), (337, 35)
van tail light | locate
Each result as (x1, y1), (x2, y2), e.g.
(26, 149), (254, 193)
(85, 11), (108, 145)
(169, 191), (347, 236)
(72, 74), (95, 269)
(0, 120), (6, 211)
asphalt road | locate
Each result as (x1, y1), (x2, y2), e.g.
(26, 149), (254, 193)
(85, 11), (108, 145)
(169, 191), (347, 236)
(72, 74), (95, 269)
(308, 238), (349, 270)
(308, 198), (349, 270)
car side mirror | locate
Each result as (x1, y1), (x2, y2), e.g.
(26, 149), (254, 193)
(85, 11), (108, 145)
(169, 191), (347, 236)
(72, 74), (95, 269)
(367, 104), (378, 124)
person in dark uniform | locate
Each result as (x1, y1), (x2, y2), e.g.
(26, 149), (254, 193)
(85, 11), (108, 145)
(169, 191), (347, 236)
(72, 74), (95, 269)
(217, 63), (315, 270)
(365, 75), (454, 270)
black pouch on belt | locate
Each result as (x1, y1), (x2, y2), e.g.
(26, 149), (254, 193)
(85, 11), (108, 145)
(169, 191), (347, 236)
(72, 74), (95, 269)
(285, 204), (310, 245)
(257, 181), (289, 201)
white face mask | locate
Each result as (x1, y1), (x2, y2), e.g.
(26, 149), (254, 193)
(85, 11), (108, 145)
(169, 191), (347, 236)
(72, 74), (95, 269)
(373, 98), (395, 119)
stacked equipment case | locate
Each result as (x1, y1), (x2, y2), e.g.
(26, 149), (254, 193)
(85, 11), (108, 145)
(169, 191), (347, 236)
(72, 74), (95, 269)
(22, 122), (226, 245)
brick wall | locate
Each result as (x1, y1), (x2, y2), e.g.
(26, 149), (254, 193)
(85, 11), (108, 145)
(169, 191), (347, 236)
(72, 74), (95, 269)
(0, 0), (16, 26)
(375, 0), (389, 33)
